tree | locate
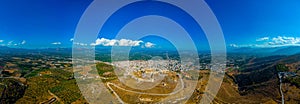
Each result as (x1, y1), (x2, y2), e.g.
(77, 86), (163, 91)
(276, 64), (289, 72)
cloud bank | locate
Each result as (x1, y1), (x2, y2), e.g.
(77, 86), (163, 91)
(51, 42), (61, 45)
(256, 37), (269, 41)
(230, 36), (300, 48)
(145, 42), (155, 48)
(90, 38), (155, 48)
(268, 36), (300, 46)
(0, 40), (26, 46)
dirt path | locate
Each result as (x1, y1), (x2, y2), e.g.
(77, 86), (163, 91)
(106, 74), (184, 103)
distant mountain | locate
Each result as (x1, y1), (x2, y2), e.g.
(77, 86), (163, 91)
(230, 47), (274, 54)
(0, 46), (11, 50)
(0, 46), (17, 54)
(229, 46), (300, 56)
(1, 45), (300, 56)
(272, 46), (300, 56)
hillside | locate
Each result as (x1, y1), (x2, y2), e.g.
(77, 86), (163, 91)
(16, 69), (87, 104)
(225, 54), (300, 103)
(0, 78), (27, 104)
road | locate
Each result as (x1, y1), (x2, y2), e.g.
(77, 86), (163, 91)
(39, 90), (63, 104)
(278, 73), (284, 104)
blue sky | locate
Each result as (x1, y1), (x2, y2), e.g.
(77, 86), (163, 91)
(0, 0), (300, 49)
(206, 0), (300, 48)
(0, 0), (92, 48)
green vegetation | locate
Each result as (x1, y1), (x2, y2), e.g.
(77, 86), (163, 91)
(286, 77), (300, 88)
(50, 80), (82, 103)
(17, 69), (86, 104)
(276, 64), (289, 72)
(95, 63), (117, 82)
(228, 68), (234, 71)
(18, 64), (36, 77)
(96, 63), (115, 77)
(24, 69), (43, 78)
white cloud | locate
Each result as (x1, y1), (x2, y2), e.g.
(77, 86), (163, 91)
(119, 39), (142, 46)
(70, 38), (88, 46)
(256, 37), (269, 41)
(21, 40), (26, 45)
(8, 41), (13, 45)
(229, 44), (239, 48)
(3, 40), (26, 46)
(74, 42), (88, 46)
(232, 36), (300, 48)
(145, 42), (155, 48)
(51, 42), (61, 45)
(91, 38), (143, 47)
(0, 40), (3, 43)
(269, 36), (300, 45)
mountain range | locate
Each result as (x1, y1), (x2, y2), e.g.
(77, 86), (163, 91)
(229, 46), (300, 56)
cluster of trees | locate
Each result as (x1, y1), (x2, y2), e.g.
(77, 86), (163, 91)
(18, 69), (85, 103)
(50, 80), (82, 103)
(286, 77), (300, 88)
(276, 64), (289, 72)
(96, 63), (115, 77)
(275, 64), (300, 88)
